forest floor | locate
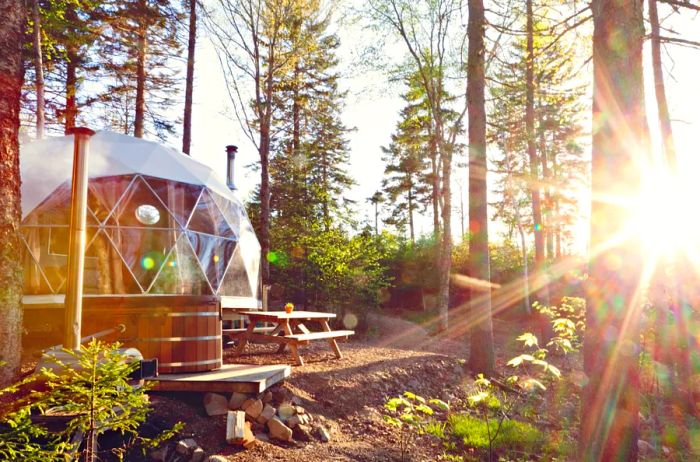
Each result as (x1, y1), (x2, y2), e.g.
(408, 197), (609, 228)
(146, 312), (577, 461)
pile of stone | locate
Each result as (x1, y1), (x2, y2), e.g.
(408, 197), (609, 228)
(203, 386), (331, 449)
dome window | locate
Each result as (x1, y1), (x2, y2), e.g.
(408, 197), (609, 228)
(135, 204), (160, 225)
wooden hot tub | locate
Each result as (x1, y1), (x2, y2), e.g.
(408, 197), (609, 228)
(23, 295), (223, 374)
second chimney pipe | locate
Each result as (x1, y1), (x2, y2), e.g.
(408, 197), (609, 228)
(226, 145), (238, 190)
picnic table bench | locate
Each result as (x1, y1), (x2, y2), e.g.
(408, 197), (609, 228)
(229, 311), (354, 366)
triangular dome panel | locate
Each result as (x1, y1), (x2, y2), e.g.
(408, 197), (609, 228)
(145, 176), (203, 228)
(149, 233), (213, 295)
(186, 231), (236, 293)
(104, 227), (176, 291)
(219, 246), (253, 297)
(89, 175), (135, 224)
(187, 189), (235, 239)
(83, 230), (140, 294)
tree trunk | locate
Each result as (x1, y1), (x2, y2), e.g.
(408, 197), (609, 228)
(65, 50), (78, 131)
(429, 134), (440, 237)
(539, 125), (553, 259)
(649, 0), (676, 171)
(526, 0), (545, 267)
(260, 124), (271, 284)
(182, 0), (196, 154)
(408, 183), (415, 243)
(436, 124), (452, 332)
(0, 0), (26, 386)
(134, 24), (147, 138)
(526, 0), (551, 342)
(466, 0), (495, 375)
(580, 0), (647, 459)
(32, 0), (45, 139)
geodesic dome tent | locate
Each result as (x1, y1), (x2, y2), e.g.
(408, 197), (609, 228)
(20, 131), (261, 306)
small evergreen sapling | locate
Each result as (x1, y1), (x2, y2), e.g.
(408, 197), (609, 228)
(0, 340), (181, 461)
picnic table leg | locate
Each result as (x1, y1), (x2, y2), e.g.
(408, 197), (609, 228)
(282, 320), (304, 366)
(272, 323), (287, 353)
(320, 320), (343, 359)
(233, 319), (256, 357)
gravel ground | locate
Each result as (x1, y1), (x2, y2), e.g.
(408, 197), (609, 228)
(147, 312), (483, 461)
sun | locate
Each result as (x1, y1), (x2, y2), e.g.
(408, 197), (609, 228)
(634, 167), (700, 259)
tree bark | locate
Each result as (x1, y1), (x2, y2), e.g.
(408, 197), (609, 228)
(408, 183), (415, 243)
(182, 0), (197, 154)
(436, 121), (452, 332)
(429, 134), (440, 237)
(65, 50), (78, 131)
(649, 0), (676, 171)
(526, 0), (545, 266)
(580, 0), (647, 459)
(466, 0), (495, 376)
(0, 0), (26, 386)
(540, 126), (553, 259)
(134, 23), (147, 138)
(32, 0), (45, 139)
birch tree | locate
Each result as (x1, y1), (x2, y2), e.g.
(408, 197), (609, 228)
(367, 0), (466, 331)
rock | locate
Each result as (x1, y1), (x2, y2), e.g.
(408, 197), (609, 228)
(190, 447), (205, 462)
(203, 393), (229, 416)
(176, 438), (198, 455)
(242, 422), (257, 449)
(243, 399), (263, 420)
(256, 404), (276, 424)
(229, 392), (249, 410)
(149, 445), (170, 462)
(318, 426), (331, 443)
(255, 432), (270, 443)
(293, 424), (313, 442)
(286, 415), (301, 428)
(206, 457), (228, 462)
(277, 403), (296, 421)
(267, 417), (293, 442)
(261, 391), (273, 404)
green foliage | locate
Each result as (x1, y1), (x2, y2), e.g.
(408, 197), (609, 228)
(0, 341), (180, 461)
(0, 407), (71, 461)
(449, 414), (544, 452)
(383, 391), (451, 461)
(534, 296), (585, 355)
(266, 226), (394, 331)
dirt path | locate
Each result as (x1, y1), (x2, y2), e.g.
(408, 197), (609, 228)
(149, 311), (475, 461)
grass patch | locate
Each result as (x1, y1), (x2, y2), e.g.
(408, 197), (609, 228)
(448, 414), (544, 452)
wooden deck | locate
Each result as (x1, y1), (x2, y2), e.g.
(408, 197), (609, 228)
(146, 364), (291, 394)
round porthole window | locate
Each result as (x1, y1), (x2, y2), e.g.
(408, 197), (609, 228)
(135, 204), (160, 225)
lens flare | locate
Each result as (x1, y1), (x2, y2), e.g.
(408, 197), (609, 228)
(141, 256), (156, 270)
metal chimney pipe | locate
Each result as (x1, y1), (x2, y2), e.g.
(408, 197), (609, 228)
(64, 127), (95, 350)
(226, 145), (238, 190)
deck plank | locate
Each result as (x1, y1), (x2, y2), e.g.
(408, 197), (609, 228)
(146, 364), (291, 394)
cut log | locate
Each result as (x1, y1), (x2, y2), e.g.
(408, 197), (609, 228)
(226, 410), (246, 444)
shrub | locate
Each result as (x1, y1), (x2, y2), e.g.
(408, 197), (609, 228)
(0, 341), (180, 461)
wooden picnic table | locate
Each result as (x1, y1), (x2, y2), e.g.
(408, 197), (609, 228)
(231, 311), (354, 366)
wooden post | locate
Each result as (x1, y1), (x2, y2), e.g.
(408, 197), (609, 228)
(63, 127), (94, 350)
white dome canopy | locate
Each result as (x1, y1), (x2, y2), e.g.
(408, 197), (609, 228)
(19, 131), (260, 304)
(21, 131), (237, 218)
